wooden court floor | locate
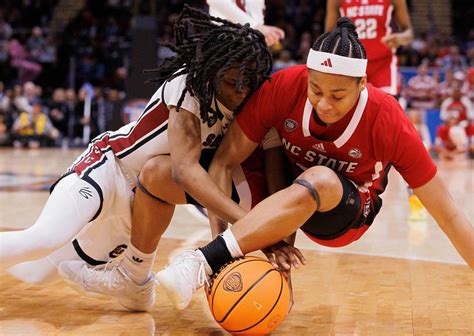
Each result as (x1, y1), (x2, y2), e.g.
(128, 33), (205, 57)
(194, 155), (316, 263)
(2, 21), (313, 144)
(0, 148), (473, 335)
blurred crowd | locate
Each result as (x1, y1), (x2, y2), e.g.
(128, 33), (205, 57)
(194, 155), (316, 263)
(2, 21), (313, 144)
(0, 81), (124, 148)
(402, 65), (474, 160)
(0, 0), (473, 159)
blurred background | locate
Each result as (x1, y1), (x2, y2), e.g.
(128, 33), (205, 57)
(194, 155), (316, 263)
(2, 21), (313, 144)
(0, 0), (472, 159)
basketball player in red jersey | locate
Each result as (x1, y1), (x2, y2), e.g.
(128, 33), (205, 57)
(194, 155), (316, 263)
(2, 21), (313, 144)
(153, 18), (473, 312)
(326, 0), (421, 220)
(326, 0), (413, 96)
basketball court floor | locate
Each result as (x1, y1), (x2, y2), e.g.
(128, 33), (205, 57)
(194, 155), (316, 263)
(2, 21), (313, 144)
(0, 148), (472, 335)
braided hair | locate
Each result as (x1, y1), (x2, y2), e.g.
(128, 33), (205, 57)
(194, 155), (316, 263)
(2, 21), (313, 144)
(312, 17), (366, 60)
(145, 5), (273, 126)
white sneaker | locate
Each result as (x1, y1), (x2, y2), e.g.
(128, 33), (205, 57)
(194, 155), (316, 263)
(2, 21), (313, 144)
(156, 250), (210, 310)
(58, 260), (156, 311)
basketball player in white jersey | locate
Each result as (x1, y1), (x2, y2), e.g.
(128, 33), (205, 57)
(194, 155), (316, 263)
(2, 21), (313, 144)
(207, 0), (285, 47)
(0, 6), (274, 311)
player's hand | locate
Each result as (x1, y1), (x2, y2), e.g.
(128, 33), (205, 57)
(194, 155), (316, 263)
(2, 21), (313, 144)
(255, 24), (285, 47)
(262, 240), (306, 272)
(381, 33), (401, 49)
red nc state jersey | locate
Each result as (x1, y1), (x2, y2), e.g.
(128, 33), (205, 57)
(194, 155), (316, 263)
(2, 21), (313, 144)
(237, 65), (437, 203)
(340, 0), (393, 62)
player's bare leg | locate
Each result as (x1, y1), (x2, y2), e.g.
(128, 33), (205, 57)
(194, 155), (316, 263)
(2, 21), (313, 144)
(157, 166), (343, 309)
(230, 166), (342, 253)
(126, 156), (187, 283)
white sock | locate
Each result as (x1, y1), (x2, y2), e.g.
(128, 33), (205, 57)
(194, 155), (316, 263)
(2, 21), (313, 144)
(222, 228), (243, 259)
(121, 242), (156, 285)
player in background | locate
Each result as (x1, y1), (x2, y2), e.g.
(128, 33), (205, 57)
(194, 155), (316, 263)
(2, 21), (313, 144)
(151, 18), (473, 311)
(326, 0), (422, 219)
(434, 114), (469, 161)
(326, 0), (413, 97)
(1, 6), (274, 311)
(440, 82), (474, 129)
(207, 0), (285, 47)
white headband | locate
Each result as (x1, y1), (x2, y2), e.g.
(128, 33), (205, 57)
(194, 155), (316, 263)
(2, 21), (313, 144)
(307, 49), (367, 77)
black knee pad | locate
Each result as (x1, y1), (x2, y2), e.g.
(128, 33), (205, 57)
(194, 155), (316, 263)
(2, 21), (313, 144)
(300, 173), (361, 240)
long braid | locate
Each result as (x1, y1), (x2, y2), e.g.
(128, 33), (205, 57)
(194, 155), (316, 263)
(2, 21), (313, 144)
(145, 5), (272, 125)
(312, 17), (367, 59)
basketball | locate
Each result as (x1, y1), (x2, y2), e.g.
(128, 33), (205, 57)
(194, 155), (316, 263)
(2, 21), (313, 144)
(206, 256), (290, 335)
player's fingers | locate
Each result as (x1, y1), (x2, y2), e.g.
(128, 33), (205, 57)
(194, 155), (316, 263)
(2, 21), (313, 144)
(292, 247), (306, 265)
(268, 29), (282, 41)
(265, 35), (274, 46)
(269, 26), (285, 39)
(265, 33), (279, 46)
(277, 246), (299, 268)
(279, 246), (303, 268)
(276, 27), (285, 39)
(276, 253), (291, 270)
(265, 252), (279, 269)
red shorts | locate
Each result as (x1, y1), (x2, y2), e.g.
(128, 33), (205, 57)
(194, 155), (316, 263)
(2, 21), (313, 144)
(366, 54), (399, 96)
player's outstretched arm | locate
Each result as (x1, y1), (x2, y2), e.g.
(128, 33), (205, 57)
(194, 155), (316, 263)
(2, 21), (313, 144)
(381, 0), (414, 48)
(168, 107), (245, 224)
(207, 121), (260, 222)
(414, 173), (474, 269)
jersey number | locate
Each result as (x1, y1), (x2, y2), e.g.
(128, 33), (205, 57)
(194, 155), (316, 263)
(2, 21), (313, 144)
(355, 18), (377, 39)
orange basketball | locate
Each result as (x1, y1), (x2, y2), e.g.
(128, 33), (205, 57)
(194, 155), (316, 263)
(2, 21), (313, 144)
(206, 256), (290, 335)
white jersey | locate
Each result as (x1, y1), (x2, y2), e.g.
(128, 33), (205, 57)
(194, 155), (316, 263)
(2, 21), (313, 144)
(208, 0), (265, 27)
(67, 74), (236, 178)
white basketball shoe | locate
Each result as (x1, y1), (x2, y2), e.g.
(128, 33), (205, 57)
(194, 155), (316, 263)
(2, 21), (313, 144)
(58, 260), (156, 311)
(155, 250), (211, 310)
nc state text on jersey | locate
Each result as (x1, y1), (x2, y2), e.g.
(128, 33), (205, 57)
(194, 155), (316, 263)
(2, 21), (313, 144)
(283, 138), (359, 173)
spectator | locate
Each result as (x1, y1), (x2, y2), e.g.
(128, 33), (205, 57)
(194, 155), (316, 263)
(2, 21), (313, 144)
(407, 107), (432, 151)
(466, 122), (474, 158)
(434, 114), (468, 161)
(12, 84), (30, 115)
(39, 34), (57, 64)
(64, 88), (77, 139)
(438, 68), (456, 101)
(0, 113), (9, 146)
(26, 26), (47, 63)
(0, 16), (13, 63)
(440, 83), (474, 128)
(0, 88), (15, 128)
(70, 88), (86, 145)
(406, 63), (439, 111)
(273, 49), (297, 72)
(463, 67), (474, 102)
(8, 38), (42, 84)
(106, 88), (124, 131)
(441, 45), (468, 73)
(47, 88), (70, 139)
(12, 102), (58, 148)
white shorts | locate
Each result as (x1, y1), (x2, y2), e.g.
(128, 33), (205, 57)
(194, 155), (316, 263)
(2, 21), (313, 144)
(59, 149), (135, 265)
